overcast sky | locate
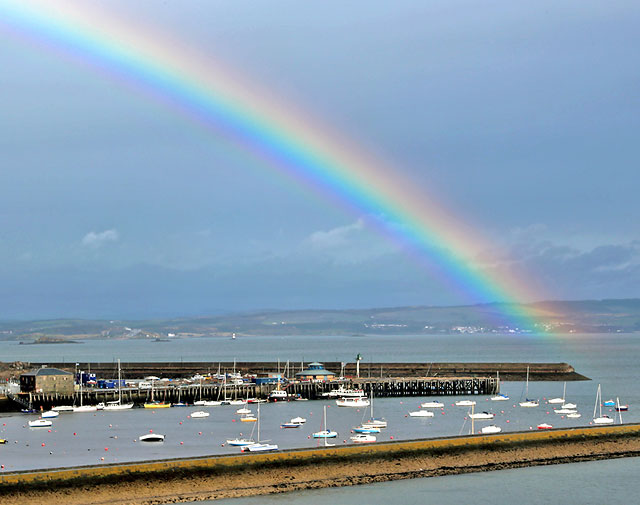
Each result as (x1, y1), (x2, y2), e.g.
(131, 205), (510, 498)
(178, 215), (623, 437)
(0, 0), (638, 319)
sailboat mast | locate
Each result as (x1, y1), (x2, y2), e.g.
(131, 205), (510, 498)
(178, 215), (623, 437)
(593, 384), (600, 419)
(117, 359), (122, 404)
(257, 403), (261, 443)
(617, 397), (623, 424)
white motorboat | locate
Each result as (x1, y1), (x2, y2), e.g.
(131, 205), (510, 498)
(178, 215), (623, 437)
(73, 405), (98, 413)
(104, 400), (135, 411)
(236, 407), (252, 415)
(28, 419), (52, 427)
(139, 433), (165, 442)
(203, 400), (222, 406)
(190, 411), (210, 418)
(41, 410), (59, 418)
(469, 412), (494, 420)
(290, 416), (307, 424)
(336, 397), (370, 408)
(420, 401), (444, 408)
(322, 386), (365, 398)
(52, 405), (74, 412)
(566, 412), (582, 418)
(229, 399), (245, 406)
(554, 408), (577, 414)
(350, 433), (376, 443)
(537, 423), (553, 430)
(362, 419), (387, 429)
(268, 389), (288, 402)
(481, 425), (502, 434)
(593, 384), (615, 424)
(562, 402), (577, 409)
(455, 400), (476, 407)
(409, 410), (434, 417)
(491, 394), (510, 401)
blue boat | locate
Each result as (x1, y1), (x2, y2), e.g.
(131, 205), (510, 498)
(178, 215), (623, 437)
(353, 426), (380, 433)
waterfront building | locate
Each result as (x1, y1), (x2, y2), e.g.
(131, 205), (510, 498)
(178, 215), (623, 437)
(295, 362), (336, 382)
(20, 367), (74, 394)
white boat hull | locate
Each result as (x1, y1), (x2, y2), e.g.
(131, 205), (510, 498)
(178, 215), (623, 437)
(420, 401), (444, 408)
(28, 419), (52, 427)
(409, 410), (434, 417)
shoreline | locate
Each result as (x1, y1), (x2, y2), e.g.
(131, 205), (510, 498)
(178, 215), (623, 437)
(2, 425), (640, 505)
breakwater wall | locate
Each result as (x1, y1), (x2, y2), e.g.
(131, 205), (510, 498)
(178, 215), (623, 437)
(2, 424), (640, 505)
(28, 361), (586, 380)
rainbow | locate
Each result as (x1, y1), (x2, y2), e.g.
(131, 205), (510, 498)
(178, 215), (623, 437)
(0, 1), (550, 330)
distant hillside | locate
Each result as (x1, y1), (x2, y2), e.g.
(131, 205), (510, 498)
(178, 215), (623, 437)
(0, 298), (638, 341)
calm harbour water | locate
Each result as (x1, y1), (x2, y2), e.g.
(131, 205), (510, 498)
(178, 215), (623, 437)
(1, 332), (639, 503)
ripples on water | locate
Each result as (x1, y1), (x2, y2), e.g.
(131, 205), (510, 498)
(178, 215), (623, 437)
(211, 456), (640, 505)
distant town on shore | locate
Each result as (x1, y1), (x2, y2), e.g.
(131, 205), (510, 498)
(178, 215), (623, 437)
(0, 298), (638, 342)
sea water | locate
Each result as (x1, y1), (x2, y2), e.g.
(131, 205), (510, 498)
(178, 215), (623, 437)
(1, 333), (639, 501)
(211, 456), (640, 505)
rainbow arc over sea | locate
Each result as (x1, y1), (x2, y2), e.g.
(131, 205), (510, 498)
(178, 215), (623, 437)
(1, 1), (553, 330)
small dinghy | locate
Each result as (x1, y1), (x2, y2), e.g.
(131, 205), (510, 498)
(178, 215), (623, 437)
(139, 433), (165, 442)
(420, 401), (444, 408)
(28, 419), (52, 427)
(350, 433), (376, 443)
(409, 410), (434, 417)
(190, 411), (210, 418)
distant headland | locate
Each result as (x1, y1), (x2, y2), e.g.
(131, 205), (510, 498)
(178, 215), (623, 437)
(0, 298), (638, 341)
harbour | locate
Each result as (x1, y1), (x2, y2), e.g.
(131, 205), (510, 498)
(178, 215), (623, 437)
(0, 361), (587, 412)
(0, 333), (638, 502)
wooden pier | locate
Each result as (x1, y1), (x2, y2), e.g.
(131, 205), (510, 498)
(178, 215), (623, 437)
(10, 375), (499, 412)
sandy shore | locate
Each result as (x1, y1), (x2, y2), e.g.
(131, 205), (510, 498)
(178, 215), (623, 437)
(3, 429), (640, 505)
